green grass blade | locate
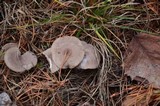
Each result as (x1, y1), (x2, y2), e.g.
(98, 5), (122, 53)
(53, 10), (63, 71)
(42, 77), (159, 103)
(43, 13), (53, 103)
(90, 23), (120, 59)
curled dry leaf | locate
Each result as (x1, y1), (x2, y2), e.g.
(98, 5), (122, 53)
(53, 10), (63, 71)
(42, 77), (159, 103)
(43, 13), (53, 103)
(124, 33), (160, 88)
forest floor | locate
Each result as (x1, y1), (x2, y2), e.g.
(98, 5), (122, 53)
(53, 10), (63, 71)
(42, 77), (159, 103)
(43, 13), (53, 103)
(0, 0), (160, 106)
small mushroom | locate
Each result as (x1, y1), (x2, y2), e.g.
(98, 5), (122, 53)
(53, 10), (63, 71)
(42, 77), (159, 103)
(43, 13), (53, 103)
(4, 46), (37, 72)
(78, 41), (100, 69)
(43, 48), (59, 73)
(51, 36), (85, 69)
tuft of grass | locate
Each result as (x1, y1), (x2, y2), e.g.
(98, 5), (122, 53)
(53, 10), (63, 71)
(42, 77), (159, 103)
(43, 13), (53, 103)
(90, 23), (120, 59)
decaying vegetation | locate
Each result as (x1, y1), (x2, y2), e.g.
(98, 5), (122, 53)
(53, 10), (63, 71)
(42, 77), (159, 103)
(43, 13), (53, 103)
(0, 0), (160, 106)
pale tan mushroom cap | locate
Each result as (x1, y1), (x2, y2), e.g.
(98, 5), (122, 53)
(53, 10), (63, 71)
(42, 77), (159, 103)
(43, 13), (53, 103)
(78, 41), (100, 69)
(43, 48), (59, 73)
(4, 47), (37, 72)
(21, 51), (37, 70)
(4, 47), (25, 72)
(51, 36), (85, 69)
(0, 43), (18, 60)
(2, 43), (18, 52)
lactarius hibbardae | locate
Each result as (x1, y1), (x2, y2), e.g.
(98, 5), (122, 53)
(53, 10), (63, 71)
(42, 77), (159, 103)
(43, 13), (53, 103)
(2, 43), (37, 73)
(51, 36), (85, 69)
(43, 36), (85, 72)
(43, 36), (100, 73)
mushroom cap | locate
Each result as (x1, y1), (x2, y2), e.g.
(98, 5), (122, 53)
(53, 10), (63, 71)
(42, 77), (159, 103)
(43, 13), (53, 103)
(43, 48), (59, 73)
(2, 43), (18, 52)
(21, 51), (37, 70)
(0, 43), (18, 60)
(51, 36), (85, 69)
(78, 41), (100, 69)
(4, 47), (37, 72)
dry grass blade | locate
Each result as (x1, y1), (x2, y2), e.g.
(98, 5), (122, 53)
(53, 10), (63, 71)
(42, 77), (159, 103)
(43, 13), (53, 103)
(3, 70), (66, 105)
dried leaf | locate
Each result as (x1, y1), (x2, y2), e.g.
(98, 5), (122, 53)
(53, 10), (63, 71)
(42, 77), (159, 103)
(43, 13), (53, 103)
(124, 33), (160, 88)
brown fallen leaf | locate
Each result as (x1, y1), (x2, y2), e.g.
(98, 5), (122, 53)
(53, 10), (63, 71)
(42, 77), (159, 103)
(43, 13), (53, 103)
(124, 33), (160, 88)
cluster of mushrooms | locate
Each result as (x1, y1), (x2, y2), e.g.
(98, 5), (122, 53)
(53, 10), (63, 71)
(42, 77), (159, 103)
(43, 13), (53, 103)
(0, 36), (100, 73)
(43, 36), (100, 73)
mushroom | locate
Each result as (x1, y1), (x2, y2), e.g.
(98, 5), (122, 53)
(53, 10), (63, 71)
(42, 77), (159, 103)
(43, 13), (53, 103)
(4, 46), (37, 73)
(78, 41), (100, 69)
(43, 48), (59, 73)
(51, 36), (85, 69)
(43, 36), (101, 72)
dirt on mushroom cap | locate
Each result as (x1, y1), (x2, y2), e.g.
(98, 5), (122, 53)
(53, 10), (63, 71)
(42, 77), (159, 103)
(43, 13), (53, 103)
(51, 36), (85, 69)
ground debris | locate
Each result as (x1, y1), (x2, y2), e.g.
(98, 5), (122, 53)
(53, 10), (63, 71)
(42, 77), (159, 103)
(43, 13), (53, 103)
(0, 92), (14, 106)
